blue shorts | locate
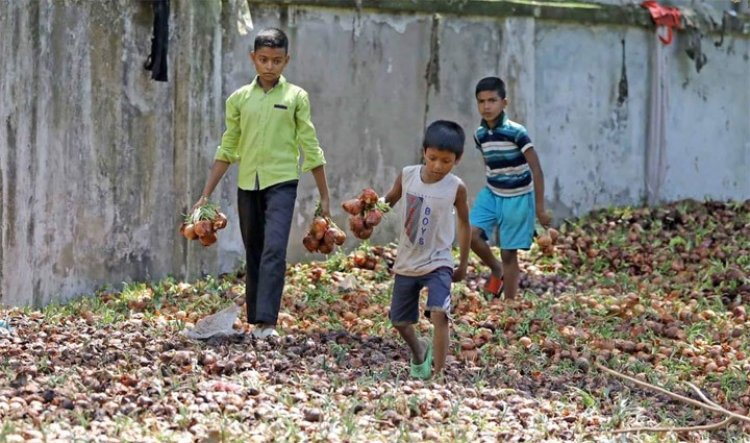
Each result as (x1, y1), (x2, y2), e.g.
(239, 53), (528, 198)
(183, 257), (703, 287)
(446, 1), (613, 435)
(390, 267), (452, 325)
(469, 187), (535, 250)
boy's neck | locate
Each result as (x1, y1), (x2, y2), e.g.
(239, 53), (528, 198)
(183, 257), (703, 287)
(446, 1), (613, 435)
(419, 165), (445, 184)
(257, 76), (281, 92)
(484, 111), (505, 129)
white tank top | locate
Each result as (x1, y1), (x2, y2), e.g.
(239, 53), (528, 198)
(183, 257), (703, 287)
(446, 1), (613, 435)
(393, 165), (463, 276)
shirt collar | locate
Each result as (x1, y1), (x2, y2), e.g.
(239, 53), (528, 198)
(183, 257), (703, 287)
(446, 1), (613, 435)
(480, 111), (508, 130)
(250, 74), (287, 91)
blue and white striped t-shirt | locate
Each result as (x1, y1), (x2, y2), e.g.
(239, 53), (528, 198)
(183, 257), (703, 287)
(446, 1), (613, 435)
(474, 113), (534, 197)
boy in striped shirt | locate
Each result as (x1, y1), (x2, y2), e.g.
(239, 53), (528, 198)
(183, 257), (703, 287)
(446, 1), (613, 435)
(470, 77), (551, 300)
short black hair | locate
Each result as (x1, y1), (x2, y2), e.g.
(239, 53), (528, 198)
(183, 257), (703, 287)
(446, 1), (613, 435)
(253, 28), (288, 53)
(475, 76), (506, 99)
(422, 120), (465, 159)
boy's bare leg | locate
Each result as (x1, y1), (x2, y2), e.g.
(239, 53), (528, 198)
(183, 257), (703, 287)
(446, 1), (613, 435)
(470, 228), (502, 279)
(430, 312), (449, 375)
(394, 324), (426, 363)
(501, 249), (520, 300)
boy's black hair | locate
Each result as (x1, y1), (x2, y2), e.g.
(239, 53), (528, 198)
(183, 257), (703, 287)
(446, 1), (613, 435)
(253, 28), (289, 53)
(422, 120), (465, 159)
(475, 76), (506, 99)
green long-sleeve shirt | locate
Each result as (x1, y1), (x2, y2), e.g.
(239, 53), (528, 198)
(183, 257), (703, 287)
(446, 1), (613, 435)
(214, 76), (326, 190)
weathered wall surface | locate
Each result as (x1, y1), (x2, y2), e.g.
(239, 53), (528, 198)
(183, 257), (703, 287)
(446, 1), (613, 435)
(252, 2), (749, 240)
(661, 32), (750, 201)
(1, 0), (748, 306)
(0, 0), (242, 306)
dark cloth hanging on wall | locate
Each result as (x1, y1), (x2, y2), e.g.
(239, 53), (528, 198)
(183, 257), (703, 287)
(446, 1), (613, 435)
(144, 0), (169, 82)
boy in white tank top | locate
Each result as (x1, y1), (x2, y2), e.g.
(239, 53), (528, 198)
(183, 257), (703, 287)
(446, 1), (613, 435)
(382, 120), (471, 380)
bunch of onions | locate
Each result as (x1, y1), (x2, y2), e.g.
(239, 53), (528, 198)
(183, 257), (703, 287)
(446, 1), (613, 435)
(536, 228), (559, 256)
(179, 202), (227, 247)
(341, 188), (390, 240)
(302, 204), (347, 254)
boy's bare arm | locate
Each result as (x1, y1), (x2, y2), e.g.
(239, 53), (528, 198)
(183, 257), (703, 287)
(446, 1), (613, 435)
(524, 147), (551, 227)
(193, 160), (231, 211)
(310, 165), (331, 218)
(453, 183), (471, 282)
(383, 172), (403, 207)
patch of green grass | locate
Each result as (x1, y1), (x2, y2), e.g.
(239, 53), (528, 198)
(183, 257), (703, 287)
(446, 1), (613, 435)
(552, 359), (582, 377)
(514, 317), (531, 337)
(685, 321), (710, 343)
(41, 300), (77, 325)
(0, 357), (14, 381)
(303, 285), (338, 310)
(586, 317), (620, 341)
(324, 251), (349, 273)
(569, 386), (598, 410)
(0, 422), (17, 442)
(714, 368), (748, 403)
(369, 312), (391, 333)
(328, 342), (351, 366)
(340, 406), (359, 437)
(639, 359), (683, 390)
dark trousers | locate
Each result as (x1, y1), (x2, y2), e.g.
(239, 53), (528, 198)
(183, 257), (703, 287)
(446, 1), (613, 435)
(237, 180), (298, 325)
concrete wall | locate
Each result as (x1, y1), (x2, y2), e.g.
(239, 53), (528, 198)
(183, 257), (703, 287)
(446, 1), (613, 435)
(0, 0), (241, 306)
(1, 0), (748, 306)
(255, 2), (749, 230)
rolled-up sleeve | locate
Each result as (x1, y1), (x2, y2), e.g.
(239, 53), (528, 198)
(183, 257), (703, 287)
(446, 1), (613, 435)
(214, 94), (241, 163)
(295, 91), (326, 172)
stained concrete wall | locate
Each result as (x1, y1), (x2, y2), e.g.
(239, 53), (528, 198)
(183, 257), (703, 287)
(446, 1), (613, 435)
(255, 2), (749, 238)
(0, 0), (240, 306)
(1, 0), (748, 306)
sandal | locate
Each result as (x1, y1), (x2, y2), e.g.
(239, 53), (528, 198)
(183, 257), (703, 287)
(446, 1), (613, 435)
(484, 274), (504, 296)
(410, 338), (433, 380)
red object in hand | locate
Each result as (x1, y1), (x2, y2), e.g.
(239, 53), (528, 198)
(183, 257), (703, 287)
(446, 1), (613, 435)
(641, 1), (682, 45)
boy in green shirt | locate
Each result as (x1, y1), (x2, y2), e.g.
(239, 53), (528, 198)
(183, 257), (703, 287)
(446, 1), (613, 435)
(194, 28), (331, 339)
